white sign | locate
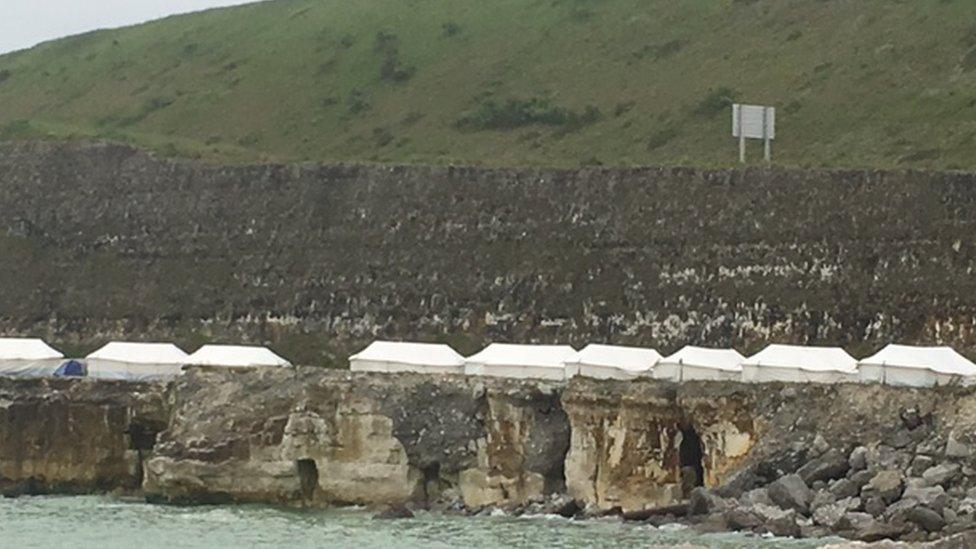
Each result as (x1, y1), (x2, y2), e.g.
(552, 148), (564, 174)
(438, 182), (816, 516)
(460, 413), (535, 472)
(732, 104), (775, 140)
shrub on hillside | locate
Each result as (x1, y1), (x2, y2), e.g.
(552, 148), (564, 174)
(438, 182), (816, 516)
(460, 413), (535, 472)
(456, 98), (600, 131)
(441, 22), (461, 38)
(694, 87), (739, 117)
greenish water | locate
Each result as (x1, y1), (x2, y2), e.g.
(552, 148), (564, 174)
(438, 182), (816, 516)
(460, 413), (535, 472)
(0, 497), (836, 548)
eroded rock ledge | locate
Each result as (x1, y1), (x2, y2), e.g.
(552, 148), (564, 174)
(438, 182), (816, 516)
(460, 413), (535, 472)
(3, 369), (976, 543)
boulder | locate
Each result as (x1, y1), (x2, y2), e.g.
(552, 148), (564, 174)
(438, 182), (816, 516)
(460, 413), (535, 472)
(904, 477), (928, 490)
(866, 445), (908, 472)
(849, 469), (875, 490)
(713, 468), (761, 499)
(739, 487), (773, 507)
(912, 455), (936, 477)
(796, 450), (851, 485)
(902, 484), (948, 513)
(946, 435), (972, 459)
(830, 478), (859, 499)
(810, 489), (836, 512)
(752, 504), (801, 538)
(813, 500), (848, 529)
(867, 470), (905, 504)
(764, 512), (801, 538)
(550, 497), (583, 518)
(864, 496), (887, 518)
(923, 464), (961, 488)
(849, 519), (912, 542)
(837, 496), (862, 513)
(767, 474), (813, 515)
(849, 447), (869, 472)
(688, 488), (727, 516)
(906, 506), (946, 532)
(723, 506), (763, 531)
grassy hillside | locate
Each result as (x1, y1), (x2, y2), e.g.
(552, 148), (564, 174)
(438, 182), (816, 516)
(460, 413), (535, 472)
(1, 0), (975, 169)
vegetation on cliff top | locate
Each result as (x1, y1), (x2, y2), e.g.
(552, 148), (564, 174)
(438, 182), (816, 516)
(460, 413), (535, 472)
(1, 0), (976, 169)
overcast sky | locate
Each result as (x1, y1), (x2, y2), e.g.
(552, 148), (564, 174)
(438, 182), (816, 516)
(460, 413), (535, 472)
(0, 0), (264, 54)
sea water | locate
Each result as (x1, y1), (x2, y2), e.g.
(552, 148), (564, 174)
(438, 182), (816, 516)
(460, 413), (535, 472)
(0, 496), (839, 548)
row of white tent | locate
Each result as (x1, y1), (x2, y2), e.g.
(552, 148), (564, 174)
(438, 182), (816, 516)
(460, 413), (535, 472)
(350, 341), (976, 388)
(0, 338), (290, 381)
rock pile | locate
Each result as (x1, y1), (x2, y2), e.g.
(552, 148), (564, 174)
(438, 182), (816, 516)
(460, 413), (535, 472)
(686, 439), (976, 542)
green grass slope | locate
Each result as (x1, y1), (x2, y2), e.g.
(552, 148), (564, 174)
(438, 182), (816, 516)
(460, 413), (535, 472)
(1, 0), (976, 169)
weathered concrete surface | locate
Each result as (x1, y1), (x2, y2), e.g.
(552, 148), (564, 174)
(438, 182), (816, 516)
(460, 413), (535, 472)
(4, 141), (976, 364)
(0, 378), (168, 495)
(143, 367), (567, 508)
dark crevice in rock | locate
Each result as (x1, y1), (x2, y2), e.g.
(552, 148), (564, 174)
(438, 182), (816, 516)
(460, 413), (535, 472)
(297, 459), (318, 504)
(679, 425), (705, 496)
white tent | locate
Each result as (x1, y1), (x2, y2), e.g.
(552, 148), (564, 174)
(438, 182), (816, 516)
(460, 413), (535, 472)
(86, 342), (189, 381)
(348, 341), (465, 374)
(187, 345), (291, 368)
(652, 346), (745, 382)
(859, 345), (976, 387)
(0, 338), (65, 378)
(465, 343), (577, 381)
(563, 344), (661, 380)
(741, 344), (859, 383)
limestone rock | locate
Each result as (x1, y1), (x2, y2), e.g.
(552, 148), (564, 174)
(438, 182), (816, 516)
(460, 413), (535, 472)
(830, 478), (860, 499)
(849, 470), (876, 491)
(906, 506), (946, 532)
(923, 464), (961, 488)
(813, 500), (849, 529)
(798, 449), (850, 485)
(849, 447), (869, 472)
(767, 474), (813, 515)
(866, 470), (905, 504)
(740, 488), (774, 507)
(946, 435), (972, 459)
(688, 488), (728, 516)
(902, 484), (948, 513)
(724, 506), (763, 531)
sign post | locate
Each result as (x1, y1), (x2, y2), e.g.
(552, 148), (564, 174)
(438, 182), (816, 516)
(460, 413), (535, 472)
(732, 104), (775, 164)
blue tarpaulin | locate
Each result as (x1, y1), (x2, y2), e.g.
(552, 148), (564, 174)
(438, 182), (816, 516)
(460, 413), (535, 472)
(53, 360), (86, 377)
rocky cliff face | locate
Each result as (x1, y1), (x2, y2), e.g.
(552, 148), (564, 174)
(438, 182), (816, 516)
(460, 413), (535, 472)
(3, 141), (976, 364)
(143, 368), (567, 508)
(2, 371), (976, 542)
(0, 378), (168, 496)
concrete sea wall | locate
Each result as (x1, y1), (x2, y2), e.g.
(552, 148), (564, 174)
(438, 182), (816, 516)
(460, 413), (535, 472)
(3, 141), (976, 364)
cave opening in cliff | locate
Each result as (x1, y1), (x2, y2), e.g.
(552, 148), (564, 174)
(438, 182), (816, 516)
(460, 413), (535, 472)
(297, 459), (318, 503)
(422, 462), (441, 502)
(679, 426), (705, 494)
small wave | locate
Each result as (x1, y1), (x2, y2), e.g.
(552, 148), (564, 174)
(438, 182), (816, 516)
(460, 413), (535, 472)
(517, 513), (569, 521)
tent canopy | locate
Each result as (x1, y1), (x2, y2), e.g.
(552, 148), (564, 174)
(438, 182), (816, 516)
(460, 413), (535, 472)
(87, 342), (189, 364)
(54, 360), (86, 377)
(0, 338), (63, 360)
(350, 341), (465, 367)
(188, 345), (291, 367)
(466, 343), (577, 368)
(564, 344), (661, 372)
(659, 346), (744, 371)
(742, 344), (857, 373)
(860, 345), (976, 376)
